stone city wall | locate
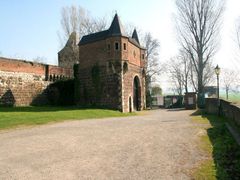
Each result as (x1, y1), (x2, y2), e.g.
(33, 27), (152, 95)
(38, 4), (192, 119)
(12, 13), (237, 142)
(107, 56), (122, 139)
(0, 57), (73, 106)
(205, 98), (240, 127)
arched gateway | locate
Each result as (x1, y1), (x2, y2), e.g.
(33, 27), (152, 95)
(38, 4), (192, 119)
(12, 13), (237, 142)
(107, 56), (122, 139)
(133, 76), (141, 111)
(75, 13), (146, 112)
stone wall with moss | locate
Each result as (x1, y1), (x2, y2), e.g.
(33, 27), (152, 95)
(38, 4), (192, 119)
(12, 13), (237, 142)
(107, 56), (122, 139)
(0, 57), (73, 106)
(75, 61), (121, 109)
(0, 70), (49, 106)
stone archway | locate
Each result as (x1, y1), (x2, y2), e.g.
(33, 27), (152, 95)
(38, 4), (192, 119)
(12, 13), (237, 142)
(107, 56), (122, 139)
(133, 76), (141, 111)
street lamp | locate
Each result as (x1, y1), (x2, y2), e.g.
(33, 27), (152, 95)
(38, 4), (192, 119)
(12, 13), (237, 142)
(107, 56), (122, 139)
(214, 65), (220, 116)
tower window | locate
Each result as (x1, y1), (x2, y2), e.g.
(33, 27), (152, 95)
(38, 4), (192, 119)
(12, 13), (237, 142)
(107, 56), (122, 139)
(107, 44), (110, 51)
(142, 54), (145, 59)
(115, 42), (119, 50)
(123, 43), (127, 50)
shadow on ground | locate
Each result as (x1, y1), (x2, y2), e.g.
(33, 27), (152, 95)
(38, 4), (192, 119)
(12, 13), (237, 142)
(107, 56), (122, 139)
(0, 106), (114, 112)
(192, 111), (240, 179)
(167, 108), (187, 112)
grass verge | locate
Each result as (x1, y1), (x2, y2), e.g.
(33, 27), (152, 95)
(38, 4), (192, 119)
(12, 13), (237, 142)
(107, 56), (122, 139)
(192, 113), (240, 179)
(0, 106), (135, 130)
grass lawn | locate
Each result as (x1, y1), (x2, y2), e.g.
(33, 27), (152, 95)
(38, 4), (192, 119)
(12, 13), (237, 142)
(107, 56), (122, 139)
(220, 92), (240, 104)
(0, 106), (135, 130)
(192, 113), (240, 179)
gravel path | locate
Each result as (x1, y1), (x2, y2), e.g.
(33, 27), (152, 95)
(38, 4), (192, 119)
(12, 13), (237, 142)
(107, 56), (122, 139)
(0, 109), (204, 180)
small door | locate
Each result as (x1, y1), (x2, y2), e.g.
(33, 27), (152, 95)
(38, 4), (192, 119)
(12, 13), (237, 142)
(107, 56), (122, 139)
(133, 76), (141, 111)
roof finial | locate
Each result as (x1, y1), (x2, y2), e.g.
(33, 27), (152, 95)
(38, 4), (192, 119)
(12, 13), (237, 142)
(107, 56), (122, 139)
(108, 12), (125, 36)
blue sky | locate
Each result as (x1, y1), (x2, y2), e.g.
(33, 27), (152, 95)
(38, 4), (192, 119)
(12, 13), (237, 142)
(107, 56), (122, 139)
(1, 0), (240, 91)
(0, 0), (176, 65)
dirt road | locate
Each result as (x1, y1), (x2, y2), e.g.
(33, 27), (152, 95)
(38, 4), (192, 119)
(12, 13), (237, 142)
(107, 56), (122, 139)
(0, 109), (203, 180)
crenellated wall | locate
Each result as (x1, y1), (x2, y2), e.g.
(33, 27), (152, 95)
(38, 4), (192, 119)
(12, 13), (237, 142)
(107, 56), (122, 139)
(0, 57), (73, 106)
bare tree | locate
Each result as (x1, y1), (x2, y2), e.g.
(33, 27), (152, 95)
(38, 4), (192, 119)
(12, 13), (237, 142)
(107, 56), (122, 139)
(168, 51), (191, 95)
(227, 17), (240, 73)
(143, 32), (161, 86)
(189, 60), (215, 92)
(123, 23), (136, 37)
(138, 32), (161, 108)
(179, 50), (191, 93)
(232, 18), (240, 72)
(168, 58), (184, 95)
(221, 69), (239, 100)
(236, 18), (240, 51)
(175, 0), (225, 107)
(58, 5), (108, 47)
(33, 56), (47, 64)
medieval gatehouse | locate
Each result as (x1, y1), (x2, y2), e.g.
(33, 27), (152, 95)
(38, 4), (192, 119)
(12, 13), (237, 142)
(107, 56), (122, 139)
(72, 14), (146, 112)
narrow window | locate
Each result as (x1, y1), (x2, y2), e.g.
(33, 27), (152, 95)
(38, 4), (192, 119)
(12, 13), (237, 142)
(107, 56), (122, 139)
(107, 44), (110, 51)
(123, 43), (127, 50)
(142, 54), (145, 59)
(115, 42), (119, 50)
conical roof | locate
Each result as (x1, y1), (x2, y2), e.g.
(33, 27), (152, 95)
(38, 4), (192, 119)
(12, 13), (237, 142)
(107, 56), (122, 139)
(108, 13), (125, 36)
(132, 29), (140, 45)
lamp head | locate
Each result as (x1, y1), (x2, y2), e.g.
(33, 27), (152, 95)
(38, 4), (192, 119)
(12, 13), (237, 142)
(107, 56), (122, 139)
(215, 65), (220, 75)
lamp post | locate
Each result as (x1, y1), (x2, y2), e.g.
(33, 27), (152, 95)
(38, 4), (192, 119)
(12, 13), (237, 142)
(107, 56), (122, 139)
(214, 65), (220, 116)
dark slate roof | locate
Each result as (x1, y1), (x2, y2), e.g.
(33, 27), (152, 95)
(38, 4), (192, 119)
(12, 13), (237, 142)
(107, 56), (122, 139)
(79, 30), (109, 45)
(79, 13), (144, 49)
(79, 13), (126, 45)
(108, 14), (125, 36)
(132, 29), (140, 45)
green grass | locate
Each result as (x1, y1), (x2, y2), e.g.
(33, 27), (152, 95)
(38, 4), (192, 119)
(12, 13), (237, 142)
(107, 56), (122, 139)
(220, 92), (240, 103)
(193, 160), (217, 180)
(192, 114), (240, 179)
(0, 106), (135, 130)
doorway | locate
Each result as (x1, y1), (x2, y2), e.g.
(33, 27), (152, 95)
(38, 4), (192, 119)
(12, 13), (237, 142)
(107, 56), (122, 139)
(133, 76), (141, 111)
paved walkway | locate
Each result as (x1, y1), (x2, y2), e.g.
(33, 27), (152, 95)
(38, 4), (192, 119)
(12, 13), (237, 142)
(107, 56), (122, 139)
(0, 109), (204, 180)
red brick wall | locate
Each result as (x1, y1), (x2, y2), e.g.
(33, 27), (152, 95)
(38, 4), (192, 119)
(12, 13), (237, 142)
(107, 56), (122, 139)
(0, 57), (45, 75)
(79, 36), (145, 68)
(79, 37), (123, 69)
(121, 37), (145, 68)
(106, 37), (122, 61)
(126, 41), (141, 66)
(79, 40), (109, 68)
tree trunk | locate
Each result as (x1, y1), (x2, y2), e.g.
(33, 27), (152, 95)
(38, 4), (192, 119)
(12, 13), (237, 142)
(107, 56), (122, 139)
(185, 80), (188, 94)
(226, 88), (229, 100)
(197, 68), (204, 108)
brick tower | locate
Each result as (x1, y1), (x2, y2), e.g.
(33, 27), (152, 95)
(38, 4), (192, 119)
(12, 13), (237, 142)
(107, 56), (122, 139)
(75, 14), (146, 112)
